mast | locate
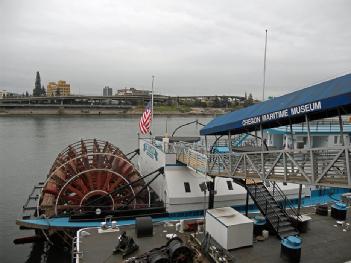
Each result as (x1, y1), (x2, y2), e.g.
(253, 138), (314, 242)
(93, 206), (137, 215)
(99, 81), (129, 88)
(151, 75), (155, 134)
(262, 29), (268, 101)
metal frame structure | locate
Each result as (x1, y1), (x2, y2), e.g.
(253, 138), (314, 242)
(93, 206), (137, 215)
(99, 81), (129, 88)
(173, 142), (351, 188)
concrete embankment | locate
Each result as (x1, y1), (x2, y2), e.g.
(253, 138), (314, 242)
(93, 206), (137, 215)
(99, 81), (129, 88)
(0, 106), (222, 116)
(0, 106), (128, 115)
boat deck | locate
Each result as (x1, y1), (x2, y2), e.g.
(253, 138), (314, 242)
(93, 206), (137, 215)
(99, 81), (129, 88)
(230, 211), (351, 263)
(74, 221), (202, 263)
(75, 208), (351, 263)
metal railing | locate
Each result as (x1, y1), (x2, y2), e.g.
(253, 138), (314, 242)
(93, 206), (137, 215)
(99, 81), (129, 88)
(267, 181), (300, 219)
(172, 141), (351, 188)
(249, 182), (282, 233)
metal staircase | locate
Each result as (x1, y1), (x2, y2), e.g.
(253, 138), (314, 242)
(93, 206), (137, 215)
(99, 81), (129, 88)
(232, 133), (249, 147)
(234, 179), (299, 239)
(22, 182), (44, 219)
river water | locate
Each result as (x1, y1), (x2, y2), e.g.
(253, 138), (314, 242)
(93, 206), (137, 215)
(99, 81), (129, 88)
(0, 115), (210, 263)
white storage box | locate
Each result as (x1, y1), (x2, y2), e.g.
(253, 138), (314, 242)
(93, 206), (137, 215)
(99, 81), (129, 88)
(205, 207), (253, 250)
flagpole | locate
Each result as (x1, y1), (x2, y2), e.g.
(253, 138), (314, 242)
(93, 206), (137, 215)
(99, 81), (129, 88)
(262, 29), (268, 101)
(151, 75), (155, 135)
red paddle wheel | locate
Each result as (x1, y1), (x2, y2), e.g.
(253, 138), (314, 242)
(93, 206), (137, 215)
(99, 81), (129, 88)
(38, 139), (149, 217)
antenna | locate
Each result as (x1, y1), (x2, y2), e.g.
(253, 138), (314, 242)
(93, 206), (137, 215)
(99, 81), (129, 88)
(262, 29), (268, 101)
(151, 75), (155, 134)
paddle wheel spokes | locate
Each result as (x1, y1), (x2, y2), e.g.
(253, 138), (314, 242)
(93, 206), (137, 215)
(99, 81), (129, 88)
(54, 169), (137, 214)
(39, 139), (150, 217)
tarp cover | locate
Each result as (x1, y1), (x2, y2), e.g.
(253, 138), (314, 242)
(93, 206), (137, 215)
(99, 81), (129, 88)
(201, 74), (351, 136)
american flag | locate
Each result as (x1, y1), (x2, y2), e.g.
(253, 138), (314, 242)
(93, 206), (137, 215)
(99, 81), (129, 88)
(139, 101), (152, 135)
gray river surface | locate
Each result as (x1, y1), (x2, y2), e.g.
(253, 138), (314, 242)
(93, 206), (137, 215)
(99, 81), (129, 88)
(0, 115), (210, 263)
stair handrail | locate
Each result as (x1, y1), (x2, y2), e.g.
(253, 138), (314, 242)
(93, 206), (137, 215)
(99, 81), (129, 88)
(268, 181), (301, 220)
(250, 181), (284, 234)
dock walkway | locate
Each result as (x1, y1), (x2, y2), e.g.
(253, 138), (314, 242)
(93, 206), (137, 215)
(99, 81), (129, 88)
(73, 208), (351, 263)
(230, 211), (351, 263)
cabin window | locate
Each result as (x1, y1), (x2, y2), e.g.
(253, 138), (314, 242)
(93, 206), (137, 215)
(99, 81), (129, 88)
(226, 181), (233, 190)
(334, 136), (338, 144)
(184, 182), (191, 193)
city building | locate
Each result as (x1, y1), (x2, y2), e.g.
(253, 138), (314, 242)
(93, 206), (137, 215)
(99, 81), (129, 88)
(103, 86), (112, 96)
(33, 71), (45, 96)
(47, 80), (71, 96)
(116, 87), (151, 96)
(0, 90), (8, 98)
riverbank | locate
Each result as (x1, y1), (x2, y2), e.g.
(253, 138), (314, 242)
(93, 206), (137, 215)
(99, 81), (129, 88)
(0, 105), (228, 116)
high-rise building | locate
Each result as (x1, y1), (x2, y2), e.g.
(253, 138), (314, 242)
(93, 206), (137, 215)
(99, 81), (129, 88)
(33, 71), (42, 96)
(47, 80), (71, 96)
(103, 86), (112, 96)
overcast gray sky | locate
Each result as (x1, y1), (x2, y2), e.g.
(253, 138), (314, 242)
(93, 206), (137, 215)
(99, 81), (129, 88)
(0, 0), (350, 97)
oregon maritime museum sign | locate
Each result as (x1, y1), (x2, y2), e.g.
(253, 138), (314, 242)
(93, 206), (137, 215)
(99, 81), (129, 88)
(242, 100), (322, 127)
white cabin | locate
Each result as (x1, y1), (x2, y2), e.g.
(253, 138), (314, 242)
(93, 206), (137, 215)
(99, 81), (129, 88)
(266, 124), (351, 149)
(138, 138), (305, 213)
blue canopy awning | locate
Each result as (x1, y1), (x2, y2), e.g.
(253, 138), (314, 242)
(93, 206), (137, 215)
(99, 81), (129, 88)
(200, 74), (351, 136)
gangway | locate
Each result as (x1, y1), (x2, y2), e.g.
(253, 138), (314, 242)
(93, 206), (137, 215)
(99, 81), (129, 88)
(173, 142), (351, 188)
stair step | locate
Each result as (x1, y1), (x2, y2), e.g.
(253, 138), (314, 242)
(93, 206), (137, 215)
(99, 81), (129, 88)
(278, 225), (295, 233)
(250, 187), (267, 190)
(267, 217), (290, 223)
(278, 221), (293, 227)
(266, 214), (288, 221)
(257, 189), (269, 193)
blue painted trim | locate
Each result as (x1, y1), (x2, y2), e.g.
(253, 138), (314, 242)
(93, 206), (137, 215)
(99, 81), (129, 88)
(18, 188), (351, 229)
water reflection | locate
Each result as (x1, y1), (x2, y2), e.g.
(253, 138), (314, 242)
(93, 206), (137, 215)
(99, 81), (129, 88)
(25, 242), (70, 263)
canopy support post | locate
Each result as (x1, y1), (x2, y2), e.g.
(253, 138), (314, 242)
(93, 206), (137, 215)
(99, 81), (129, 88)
(260, 124), (265, 181)
(338, 108), (344, 146)
(289, 122), (294, 150)
(290, 121), (302, 215)
(305, 114), (315, 186)
(228, 131), (232, 175)
(305, 115), (312, 148)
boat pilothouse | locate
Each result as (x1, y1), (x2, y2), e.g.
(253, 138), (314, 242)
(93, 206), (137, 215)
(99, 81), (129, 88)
(138, 136), (305, 214)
